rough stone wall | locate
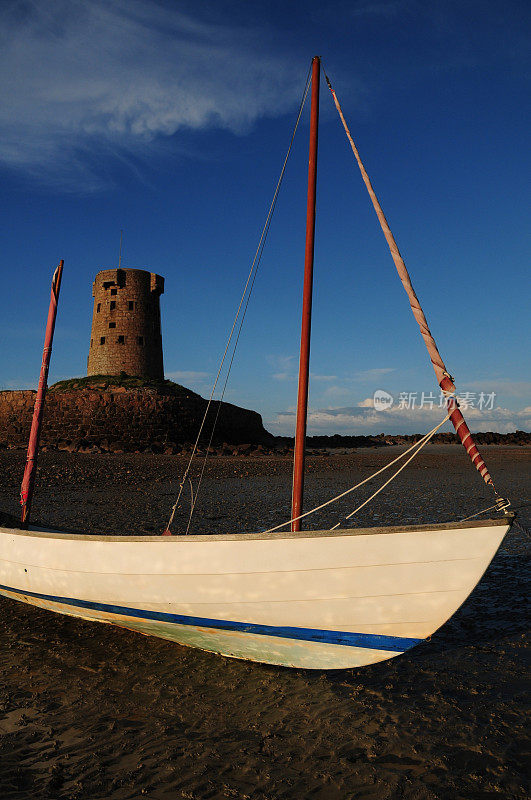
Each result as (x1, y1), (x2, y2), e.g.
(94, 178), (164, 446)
(87, 268), (164, 379)
(0, 389), (271, 452)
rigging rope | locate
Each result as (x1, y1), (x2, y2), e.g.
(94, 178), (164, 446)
(323, 68), (497, 493)
(263, 413), (451, 534)
(164, 64), (313, 535)
(330, 413), (451, 529)
(460, 498), (511, 521)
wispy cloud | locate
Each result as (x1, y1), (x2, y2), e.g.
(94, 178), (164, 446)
(165, 369), (212, 395)
(166, 370), (209, 383)
(0, 379), (36, 390)
(0, 0), (302, 189)
(463, 380), (531, 399)
(268, 354), (296, 381)
(268, 360), (394, 387)
(268, 352), (338, 382)
(355, 367), (396, 381)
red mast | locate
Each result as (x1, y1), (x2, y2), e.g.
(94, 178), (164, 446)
(20, 261), (64, 527)
(291, 56), (320, 531)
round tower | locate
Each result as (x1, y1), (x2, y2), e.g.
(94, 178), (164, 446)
(87, 268), (164, 380)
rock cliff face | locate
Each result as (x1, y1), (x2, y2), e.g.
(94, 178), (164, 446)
(0, 381), (272, 453)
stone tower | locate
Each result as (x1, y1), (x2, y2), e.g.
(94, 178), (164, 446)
(87, 268), (164, 380)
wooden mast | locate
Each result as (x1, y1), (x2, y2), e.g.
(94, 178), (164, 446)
(291, 56), (320, 532)
(20, 261), (64, 527)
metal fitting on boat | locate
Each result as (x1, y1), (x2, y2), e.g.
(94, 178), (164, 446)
(495, 496), (511, 514)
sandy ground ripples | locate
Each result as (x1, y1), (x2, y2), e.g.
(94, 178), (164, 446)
(0, 446), (529, 799)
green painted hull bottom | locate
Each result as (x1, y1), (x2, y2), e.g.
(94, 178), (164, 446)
(2, 589), (401, 669)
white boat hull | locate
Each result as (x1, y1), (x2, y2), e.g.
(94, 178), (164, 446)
(0, 518), (511, 669)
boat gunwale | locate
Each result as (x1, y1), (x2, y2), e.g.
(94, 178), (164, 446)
(0, 514), (513, 543)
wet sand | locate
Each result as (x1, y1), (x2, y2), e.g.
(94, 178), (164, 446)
(0, 446), (529, 799)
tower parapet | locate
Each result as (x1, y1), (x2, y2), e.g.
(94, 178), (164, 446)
(87, 268), (164, 379)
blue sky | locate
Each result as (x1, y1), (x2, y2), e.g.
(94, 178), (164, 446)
(0, 0), (529, 434)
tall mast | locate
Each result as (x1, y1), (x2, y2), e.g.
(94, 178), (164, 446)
(291, 56), (320, 532)
(20, 261), (64, 527)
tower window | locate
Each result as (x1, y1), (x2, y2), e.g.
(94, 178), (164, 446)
(100, 336), (106, 345)
(109, 322), (116, 329)
(96, 303), (101, 312)
(137, 336), (144, 345)
(110, 301), (116, 310)
(110, 288), (117, 296)
(90, 339), (93, 347)
(128, 300), (135, 310)
(117, 335), (125, 344)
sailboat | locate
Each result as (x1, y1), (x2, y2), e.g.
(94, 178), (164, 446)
(0, 58), (513, 670)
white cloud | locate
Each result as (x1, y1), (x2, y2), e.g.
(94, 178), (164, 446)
(0, 0), (302, 189)
(267, 402), (531, 436)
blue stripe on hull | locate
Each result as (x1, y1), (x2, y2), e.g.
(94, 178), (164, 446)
(0, 583), (422, 652)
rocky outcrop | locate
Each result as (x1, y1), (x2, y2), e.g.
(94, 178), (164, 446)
(0, 381), (272, 453)
(1, 380), (527, 454)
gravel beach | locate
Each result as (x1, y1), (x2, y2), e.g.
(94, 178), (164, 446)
(0, 445), (529, 800)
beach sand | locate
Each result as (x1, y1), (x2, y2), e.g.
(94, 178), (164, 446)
(0, 445), (529, 799)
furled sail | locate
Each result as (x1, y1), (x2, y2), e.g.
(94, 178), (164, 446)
(325, 74), (495, 489)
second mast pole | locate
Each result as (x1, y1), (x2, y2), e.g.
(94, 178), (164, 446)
(291, 56), (320, 532)
(20, 261), (64, 527)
